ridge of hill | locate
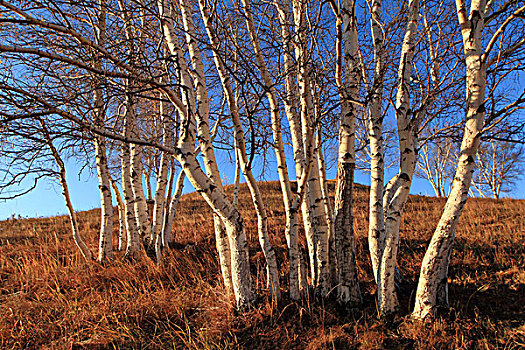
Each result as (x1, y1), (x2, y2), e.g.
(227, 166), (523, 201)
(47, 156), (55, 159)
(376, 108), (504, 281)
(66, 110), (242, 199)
(1, 181), (524, 349)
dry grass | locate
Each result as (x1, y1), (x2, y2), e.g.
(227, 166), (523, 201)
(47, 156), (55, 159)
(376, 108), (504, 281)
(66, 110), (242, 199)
(1, 181), (524, 349)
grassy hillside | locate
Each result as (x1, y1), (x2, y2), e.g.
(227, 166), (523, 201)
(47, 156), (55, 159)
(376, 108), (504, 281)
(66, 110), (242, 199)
(1, 181), (524, 349)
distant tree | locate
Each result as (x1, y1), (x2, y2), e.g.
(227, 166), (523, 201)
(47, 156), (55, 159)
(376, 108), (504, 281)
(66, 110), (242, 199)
(472, 140), (524, 198)
(416, 138), (458, 197)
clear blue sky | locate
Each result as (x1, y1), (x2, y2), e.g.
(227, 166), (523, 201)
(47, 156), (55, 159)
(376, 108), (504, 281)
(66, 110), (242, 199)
(1, 150), (523, 220)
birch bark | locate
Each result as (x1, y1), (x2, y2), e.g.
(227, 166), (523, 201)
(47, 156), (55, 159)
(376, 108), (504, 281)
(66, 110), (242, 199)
(201, 0), (281, 300)
(163, 170), (185, 247)
(122, 94), (141, 258)
(316, 131), (336, 288)
(366, 0), (386, 284)
(109, 176), (126, 252)
(151, 99), (171, 262)
(158, 0), (234, 296)
(129, 118), (151, 244)
(93, 0), (113, 262)
(332, 0), (362, 305)
(158, 0), (254, 306)
(42, 123), (92, 260)
(413, 0), (487, 320)
(273, 0), (309, 295)
(292, 0), (330, 296)
(377, 0), (420, 315)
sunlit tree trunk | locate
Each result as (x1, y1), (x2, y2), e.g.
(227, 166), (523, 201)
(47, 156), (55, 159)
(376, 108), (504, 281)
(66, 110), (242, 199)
(376, 0), (420, 316)
(163, 169), (185, 246)
(161, 159), (176, 245)
(158, 0), (253, 306)
(316, 129), (336, 288)
(162, 0), (236, 296)
(158, 0), (233, 296)
(144, 163), (153, 202)
(202, 0), (280, 301)
(122, 94), (140, 258)
(129, 118), (151, 245)
(292, 0), (330, 296)
(232, 151), (241, 208)
(332, 0), (362, 305)
(151, 97), (171, 262)
(109, 176), (126, 252)
(413, 0), (487, 320)
(114, 0), (141, 259)
(94, 134), (113, 262)
(365, 0), (386, 284)
(42, 123), (92, 260)
(93, 0), (113, 262)
(273, 0), (309, 294)
(241, 0), (302, 299)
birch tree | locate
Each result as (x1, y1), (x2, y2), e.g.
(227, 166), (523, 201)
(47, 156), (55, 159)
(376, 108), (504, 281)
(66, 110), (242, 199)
(472, 139), (524, 199)
(330, 0), (362, 305)
(90, 0), (114, 262)
(40, 121), (93, 260)
(413, 0), (525, 320)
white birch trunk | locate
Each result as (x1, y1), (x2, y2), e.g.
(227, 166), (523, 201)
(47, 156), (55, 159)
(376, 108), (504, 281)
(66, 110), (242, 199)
(292, 0), (330, 296)
(158, 0), (252, 306)
(306, 154), (330, 296)
(413, 0), (487, 320)
(163, 169), (184, 247)
(367, 0), (386, 284)
(161, 159), (176, 246)
(115, 0), (141, 259)
(273, 0), (308, 295)
(130, 130), (151, 244)
(377, 0), (420, 315)
(158, 0), (234, 296)
(178, 152), (254, 307)
(242, 0), (302, 299)
(232, 151), (241, 209)
(122, 94), (140, 258)
(197, 0), (280, 301)
(151, 97), (171, 262)
(145, 163), (153, 202)
(93, 0), (113, 262)
(152, 153), (169, 262)
(42, 125), (92, 260)
(95, 135), (113, 262)
(316, 132), (336, 289)
(109, 176), (126, 252)
(333, 0), (362, 305)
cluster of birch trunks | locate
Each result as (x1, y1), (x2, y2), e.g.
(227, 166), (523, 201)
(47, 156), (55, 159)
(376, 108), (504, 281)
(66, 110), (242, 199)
(0, 0), (523, 321)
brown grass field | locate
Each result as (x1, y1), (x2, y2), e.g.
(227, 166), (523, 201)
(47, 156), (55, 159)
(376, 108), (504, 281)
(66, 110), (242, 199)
(1, 181), (524, 349)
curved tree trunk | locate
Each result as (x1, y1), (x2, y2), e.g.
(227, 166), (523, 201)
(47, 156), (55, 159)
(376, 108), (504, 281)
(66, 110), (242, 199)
(42, 124), (92, 260)
(158, 0), (234, 296)
(201, 0), (280, 301)
(109, 176), (126, 252)
(163, 169), (185, 247)
(273, 0), (309, 295)
(378, 0), (420, 316)
(292, 0), (330, 297)
(178, 152), (254, 308)
(158, 0), (252, 307)
(413, 0), (487, 319)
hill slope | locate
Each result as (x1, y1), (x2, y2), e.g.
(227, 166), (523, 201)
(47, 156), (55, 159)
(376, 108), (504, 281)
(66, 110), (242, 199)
(1, 181), (524, 349)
